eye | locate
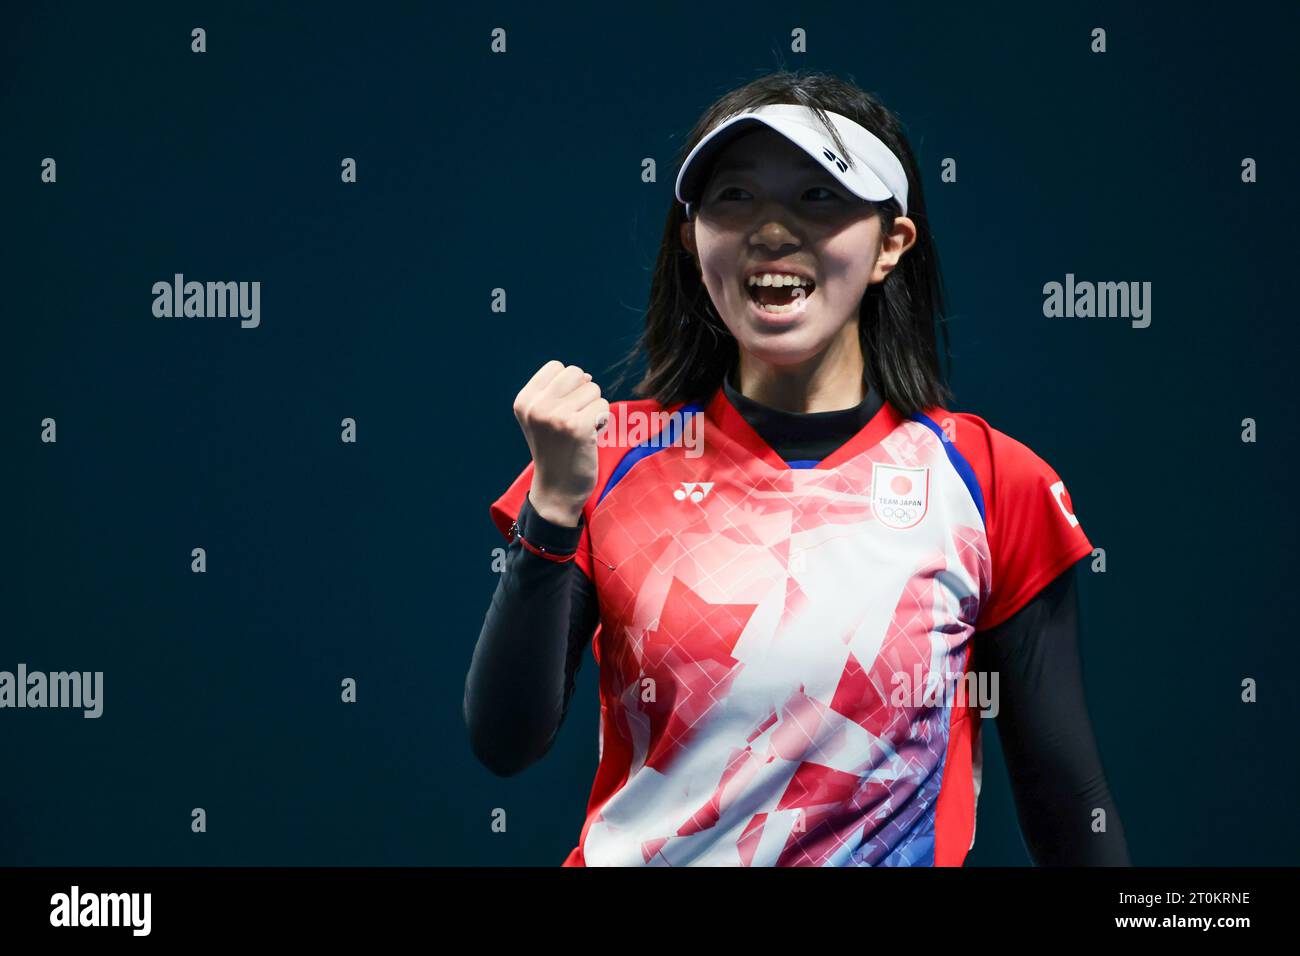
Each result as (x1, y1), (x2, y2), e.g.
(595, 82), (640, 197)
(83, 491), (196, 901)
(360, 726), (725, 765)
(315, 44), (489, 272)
(805, 186), (842, 201)
(709, 184), (842, 206)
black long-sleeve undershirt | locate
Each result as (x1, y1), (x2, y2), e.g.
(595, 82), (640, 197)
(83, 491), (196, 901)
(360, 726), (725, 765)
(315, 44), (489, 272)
(464, 379), (1130, 865)
(972, 563), (1130, 865)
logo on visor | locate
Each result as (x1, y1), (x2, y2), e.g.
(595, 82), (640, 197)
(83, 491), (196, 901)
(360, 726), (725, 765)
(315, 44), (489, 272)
(822, 147), (848, 173)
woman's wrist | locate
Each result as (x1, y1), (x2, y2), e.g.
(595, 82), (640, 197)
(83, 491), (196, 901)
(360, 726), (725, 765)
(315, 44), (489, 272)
(527, 489), (584, 528)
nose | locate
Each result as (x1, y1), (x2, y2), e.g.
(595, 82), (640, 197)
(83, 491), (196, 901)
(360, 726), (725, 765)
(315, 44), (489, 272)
(749, 215), (801, 251)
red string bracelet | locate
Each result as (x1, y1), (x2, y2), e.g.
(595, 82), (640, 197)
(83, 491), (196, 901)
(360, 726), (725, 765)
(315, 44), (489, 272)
(507, 518), (578, 564)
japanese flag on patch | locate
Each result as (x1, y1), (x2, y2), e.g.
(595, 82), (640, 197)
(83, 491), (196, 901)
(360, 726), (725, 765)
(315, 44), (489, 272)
(871, 462), (930, 530)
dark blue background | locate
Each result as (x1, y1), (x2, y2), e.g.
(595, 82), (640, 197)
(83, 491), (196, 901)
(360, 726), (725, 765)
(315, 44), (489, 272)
(4, 1), (1296, 865)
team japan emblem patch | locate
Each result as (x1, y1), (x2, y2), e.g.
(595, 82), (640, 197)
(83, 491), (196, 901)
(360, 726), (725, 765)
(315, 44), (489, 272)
(870, 462), (930, 530)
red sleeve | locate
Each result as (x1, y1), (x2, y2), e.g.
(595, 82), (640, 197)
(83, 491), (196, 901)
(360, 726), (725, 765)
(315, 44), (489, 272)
(943, 412), (1095, 631)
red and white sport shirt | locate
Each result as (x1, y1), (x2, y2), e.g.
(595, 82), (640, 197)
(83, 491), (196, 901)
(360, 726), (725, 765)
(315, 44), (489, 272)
(490, 383), (1094, 866)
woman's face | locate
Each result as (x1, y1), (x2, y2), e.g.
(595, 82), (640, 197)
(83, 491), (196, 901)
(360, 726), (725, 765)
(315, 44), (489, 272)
(681, 126), (914, 368)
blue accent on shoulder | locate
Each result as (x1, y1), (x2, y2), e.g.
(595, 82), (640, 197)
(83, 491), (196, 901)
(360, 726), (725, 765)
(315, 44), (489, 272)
(597, 402), (706, 506)
(908, 413), (986, 523)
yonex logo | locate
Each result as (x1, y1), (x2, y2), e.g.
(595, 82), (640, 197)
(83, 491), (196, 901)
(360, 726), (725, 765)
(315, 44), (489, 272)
(673, 482), (713, 503)
(821, 147), (848, 173)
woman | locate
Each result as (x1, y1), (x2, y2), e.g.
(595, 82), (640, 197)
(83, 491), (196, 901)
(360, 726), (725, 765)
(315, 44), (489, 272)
(464, 70), (1129, 867)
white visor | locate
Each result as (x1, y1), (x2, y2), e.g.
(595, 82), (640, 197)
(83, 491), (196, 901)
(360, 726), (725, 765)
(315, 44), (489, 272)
(674, 103), (909, 220)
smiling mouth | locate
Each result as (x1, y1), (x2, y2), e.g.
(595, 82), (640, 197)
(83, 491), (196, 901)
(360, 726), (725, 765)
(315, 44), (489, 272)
(745, 278), (816, 314)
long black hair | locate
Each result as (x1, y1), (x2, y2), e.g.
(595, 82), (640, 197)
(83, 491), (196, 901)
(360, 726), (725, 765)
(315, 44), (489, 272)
(607, 70), (954, 418)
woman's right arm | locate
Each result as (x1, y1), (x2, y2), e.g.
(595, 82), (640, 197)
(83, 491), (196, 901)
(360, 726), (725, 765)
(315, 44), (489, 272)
(463, 491), (601, 777)
(466, 360), (609, 775)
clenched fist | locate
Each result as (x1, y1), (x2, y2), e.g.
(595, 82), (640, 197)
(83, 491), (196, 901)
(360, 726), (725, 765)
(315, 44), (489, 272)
(513, 360), (611, 528)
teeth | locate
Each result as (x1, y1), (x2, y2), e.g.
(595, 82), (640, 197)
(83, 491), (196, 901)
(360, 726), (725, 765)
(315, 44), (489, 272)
(754, 300), (803, 315)
(747, 273), (813, 288)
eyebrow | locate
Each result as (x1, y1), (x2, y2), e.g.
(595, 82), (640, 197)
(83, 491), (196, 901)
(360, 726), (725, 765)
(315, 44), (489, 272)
(711, 156), (826, 175)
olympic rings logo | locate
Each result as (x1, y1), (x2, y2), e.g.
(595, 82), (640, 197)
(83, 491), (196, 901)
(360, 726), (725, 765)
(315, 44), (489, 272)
(878, 506), (917, 521)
